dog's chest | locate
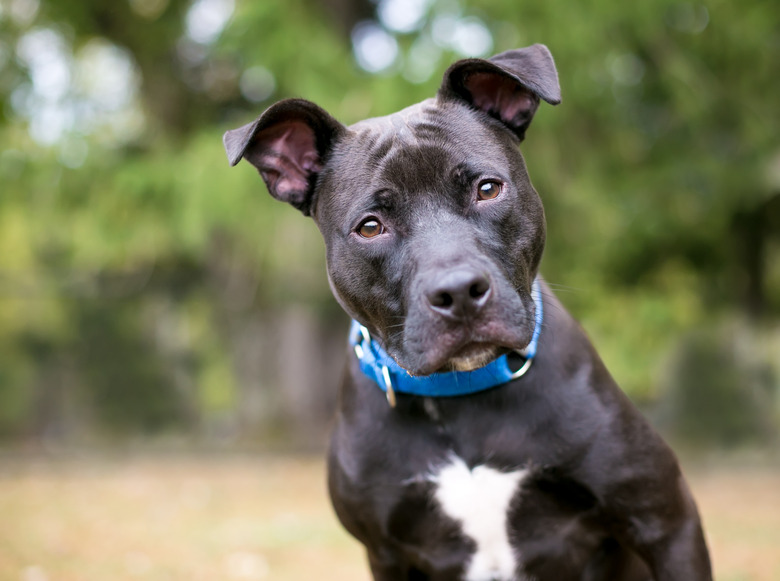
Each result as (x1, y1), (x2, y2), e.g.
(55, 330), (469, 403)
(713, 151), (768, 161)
(374, 450), (604, 581)
(330, 380), (608, 578)
(428, 455), (527, 581)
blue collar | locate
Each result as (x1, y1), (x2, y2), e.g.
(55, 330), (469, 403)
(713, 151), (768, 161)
(349, 279), (544, 406)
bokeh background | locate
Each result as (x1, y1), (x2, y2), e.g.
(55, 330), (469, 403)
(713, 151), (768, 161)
(1, 0), (779, 579)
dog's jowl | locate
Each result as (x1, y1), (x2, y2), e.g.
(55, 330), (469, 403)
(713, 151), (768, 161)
(223, 45), (712, 581)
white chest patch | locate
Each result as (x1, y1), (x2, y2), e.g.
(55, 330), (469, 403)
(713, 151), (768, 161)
(429, 455), (527, 581)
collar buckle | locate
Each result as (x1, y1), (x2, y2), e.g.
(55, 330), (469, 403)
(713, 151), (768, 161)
(353, 324), (396, 407)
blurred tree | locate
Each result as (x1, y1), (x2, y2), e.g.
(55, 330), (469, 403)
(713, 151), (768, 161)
(0, 0), (777, 446)
(658, 324), (778, 447)
(44, 0), (198, 134)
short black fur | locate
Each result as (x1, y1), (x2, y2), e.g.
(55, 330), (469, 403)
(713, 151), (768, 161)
(223, 44), (712, 581)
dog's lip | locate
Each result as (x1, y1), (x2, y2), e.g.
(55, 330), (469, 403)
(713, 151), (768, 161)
(452, 341), (496, 360)
(438, 342), (502, 373)
(403, 329), (532, 376)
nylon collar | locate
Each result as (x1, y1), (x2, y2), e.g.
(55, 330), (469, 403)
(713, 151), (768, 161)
(349, 279), (543, 406)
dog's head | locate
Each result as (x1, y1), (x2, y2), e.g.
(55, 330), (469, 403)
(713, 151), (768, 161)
(224, 45), (560, 375)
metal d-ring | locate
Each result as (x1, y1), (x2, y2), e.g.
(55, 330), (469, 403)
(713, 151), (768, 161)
(510, 352), (533, 379)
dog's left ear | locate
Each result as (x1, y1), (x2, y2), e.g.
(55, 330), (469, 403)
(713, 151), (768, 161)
(439, 44), (561, 141)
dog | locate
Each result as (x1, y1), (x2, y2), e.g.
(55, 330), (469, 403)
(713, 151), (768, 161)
(223, 44), (712, 581)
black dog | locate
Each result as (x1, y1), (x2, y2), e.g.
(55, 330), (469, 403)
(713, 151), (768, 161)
(223, 44), (712, 581)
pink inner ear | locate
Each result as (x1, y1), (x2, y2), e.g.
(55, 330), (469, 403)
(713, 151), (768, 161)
(465, 72), (537, 128)
(245, 120), (322, 202)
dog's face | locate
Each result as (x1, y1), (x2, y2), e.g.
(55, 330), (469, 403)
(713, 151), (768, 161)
(224, 45), (560, 375)
(316, 100), (547, 375)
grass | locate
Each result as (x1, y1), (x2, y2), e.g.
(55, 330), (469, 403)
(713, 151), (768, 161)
(0, 454), (778, 580)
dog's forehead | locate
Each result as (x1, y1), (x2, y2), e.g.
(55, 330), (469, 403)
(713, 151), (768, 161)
(325, 99), (508, 186)
(348, 98), (440, 138)
(344, 98), (495, 149)
(313, 98), (520, 226)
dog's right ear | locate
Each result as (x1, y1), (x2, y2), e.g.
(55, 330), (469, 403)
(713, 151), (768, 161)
(223, 99), (345, 216)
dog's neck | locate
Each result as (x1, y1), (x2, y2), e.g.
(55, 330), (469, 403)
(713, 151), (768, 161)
(349, 280), (544, 407)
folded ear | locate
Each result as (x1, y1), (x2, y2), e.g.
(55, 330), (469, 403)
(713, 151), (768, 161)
(223, 99), (345, 215)
(439, 44), (561, 141)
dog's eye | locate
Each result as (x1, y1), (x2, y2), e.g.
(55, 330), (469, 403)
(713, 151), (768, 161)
(477, 180), (502, 201)
(358, 218), (384, 238)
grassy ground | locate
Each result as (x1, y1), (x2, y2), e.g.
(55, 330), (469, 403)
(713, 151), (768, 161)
(0, 454), (778, 581)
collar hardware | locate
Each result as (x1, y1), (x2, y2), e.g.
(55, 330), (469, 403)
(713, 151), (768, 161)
(510, 356), (533, 379)
(354, 325), (397, 407)
(381, 365), (397, 407)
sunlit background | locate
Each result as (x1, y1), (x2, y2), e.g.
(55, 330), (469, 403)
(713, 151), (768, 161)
(1, 0), (779, 578)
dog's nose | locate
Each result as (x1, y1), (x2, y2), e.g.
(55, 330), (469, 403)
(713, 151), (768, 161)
(425, 269), (492, 319)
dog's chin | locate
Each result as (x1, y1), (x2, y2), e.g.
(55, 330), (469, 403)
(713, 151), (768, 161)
(443, 343), (501, 372)
(394, 343), (502, 376)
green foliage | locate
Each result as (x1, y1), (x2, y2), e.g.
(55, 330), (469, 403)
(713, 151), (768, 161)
(71, 299), (189, 435)
(658, 321), (778, 447)
(0, 0), (778, 445)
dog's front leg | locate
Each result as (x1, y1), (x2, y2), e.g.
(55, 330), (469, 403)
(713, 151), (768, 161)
(610, 475), (712, 581)
(635, 513), (712, 581)
(366, 550), (409, 581)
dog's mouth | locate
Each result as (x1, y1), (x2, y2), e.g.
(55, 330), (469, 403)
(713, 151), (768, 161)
(440, 343), (501, 372)
(396, 320), (533, 376)
(385, 275), (538, 376)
